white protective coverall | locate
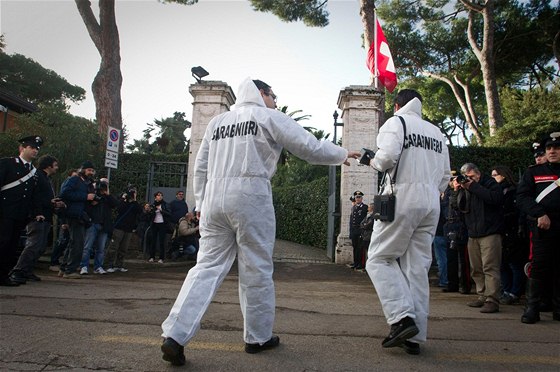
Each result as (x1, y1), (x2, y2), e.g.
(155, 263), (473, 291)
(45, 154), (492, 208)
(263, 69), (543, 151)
(161, 78), (348, 345)
(366, 97), (451, 344)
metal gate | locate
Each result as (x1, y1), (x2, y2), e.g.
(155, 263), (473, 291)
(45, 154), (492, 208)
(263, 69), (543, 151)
(145, 161), (188, 204)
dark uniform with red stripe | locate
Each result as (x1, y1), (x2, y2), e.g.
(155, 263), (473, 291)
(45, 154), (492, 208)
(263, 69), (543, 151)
(517, 161), (560, 321)
(0, 157), (40, 283)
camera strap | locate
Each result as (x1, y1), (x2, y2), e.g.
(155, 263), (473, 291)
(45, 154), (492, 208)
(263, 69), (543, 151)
(381, 116), (407, 195)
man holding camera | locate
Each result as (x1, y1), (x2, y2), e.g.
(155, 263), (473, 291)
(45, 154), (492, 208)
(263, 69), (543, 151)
(59, 161), (97, 279)
(366, 89), (450, 355)
(105, 186), (142, 273)
(79, 178), (118, 275)
(452, 163), (504, 313)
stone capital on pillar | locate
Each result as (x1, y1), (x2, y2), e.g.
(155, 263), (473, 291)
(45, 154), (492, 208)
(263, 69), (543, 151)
(186, 81), (235, 210)
(335, 85), (384, 264)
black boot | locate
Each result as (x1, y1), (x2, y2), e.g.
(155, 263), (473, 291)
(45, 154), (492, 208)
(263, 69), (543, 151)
(521, 279), (541, 324)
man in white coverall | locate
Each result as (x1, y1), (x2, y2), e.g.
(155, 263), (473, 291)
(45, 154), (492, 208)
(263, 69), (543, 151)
(160, 78), (360, 366)
(366, 89), (451, 355)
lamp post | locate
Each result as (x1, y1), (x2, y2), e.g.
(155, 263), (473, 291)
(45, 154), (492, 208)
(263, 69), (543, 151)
(327, 110), (344, 261)
(191, 66), (209, 83)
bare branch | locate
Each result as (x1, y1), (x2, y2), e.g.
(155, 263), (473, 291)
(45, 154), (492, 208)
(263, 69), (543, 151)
(75, 0), (102, 54)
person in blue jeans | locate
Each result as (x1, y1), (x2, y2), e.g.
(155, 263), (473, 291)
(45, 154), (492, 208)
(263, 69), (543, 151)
(79, 178), (118, 275)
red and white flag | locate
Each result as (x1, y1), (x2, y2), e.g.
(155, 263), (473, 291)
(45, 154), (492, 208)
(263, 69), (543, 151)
(367, 19), (397, 92)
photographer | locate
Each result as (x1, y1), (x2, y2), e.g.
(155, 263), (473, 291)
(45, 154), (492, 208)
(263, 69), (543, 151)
(104, 185), (143, 273)
(149, 191), (171, 263)
(59, 161), (97, 279)
(170, 212), (199, 260)
(452, 163), (504, 314)
(444, 177), (471, 294)
(79, 177), (118, 275)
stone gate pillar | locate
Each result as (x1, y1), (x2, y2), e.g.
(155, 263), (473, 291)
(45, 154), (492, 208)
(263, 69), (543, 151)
(186, 81), (235, 210)
(335, 86), (384, 264)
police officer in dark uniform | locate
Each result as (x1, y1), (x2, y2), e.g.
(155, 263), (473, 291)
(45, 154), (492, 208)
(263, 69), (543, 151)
(349, 191), (368, 270)
(0, 135), (43, 286)
(517, 132), (560, 323)
(532, 141), (547, 165)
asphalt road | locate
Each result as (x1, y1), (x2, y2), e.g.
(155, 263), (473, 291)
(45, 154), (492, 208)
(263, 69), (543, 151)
(1, 255), (559, 371)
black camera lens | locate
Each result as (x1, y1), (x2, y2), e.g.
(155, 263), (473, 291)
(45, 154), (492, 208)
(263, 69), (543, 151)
(456, 175), (468, 183)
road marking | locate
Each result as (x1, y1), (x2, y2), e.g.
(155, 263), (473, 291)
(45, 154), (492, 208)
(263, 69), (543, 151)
(95, 335), (244, 352)
(436, 353), (560, 365)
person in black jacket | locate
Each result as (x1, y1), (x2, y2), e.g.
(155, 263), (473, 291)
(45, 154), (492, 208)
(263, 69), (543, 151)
(443, 180), (471, 294)
(358, 203), (375, 272)
(105, 186), (142, 272)
(0, 135), (42, 286)
(349, 191), (368, 270)
(491, 165), (525, 305)
(9, 155), (64, 284)
(59, 161), (97, 279)
(517, 132), (560, 324)
(79, 178), (118, 275)
(452, 163), (504, 313)
(149, 191), (171, 263)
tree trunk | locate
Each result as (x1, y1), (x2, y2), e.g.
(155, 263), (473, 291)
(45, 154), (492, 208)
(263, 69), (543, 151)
(462, 0), (503, 137)
(422, 71), (483, 145)
(75, 0), (123, 140)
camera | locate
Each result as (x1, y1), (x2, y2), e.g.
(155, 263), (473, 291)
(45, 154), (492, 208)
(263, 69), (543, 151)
(456, 174), (469, 184)
(448, 231), (457, 250)
(92, 179), (108, 202)
(121, 184), (137, 202)
(359, 148), (375, 166)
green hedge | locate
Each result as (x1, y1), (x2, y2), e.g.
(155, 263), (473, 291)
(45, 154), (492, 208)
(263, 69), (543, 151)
(449, 146), (533, 180)
(273, 176), (331, 248)
(272, 146), (535, 249)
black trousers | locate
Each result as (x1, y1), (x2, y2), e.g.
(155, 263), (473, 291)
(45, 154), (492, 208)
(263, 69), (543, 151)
(528, 223), (560, 309)
(350, 230), (363, 267)
(150, 223), (167, 260)
(446, 242), (471, 292)
(0, 218), (27, 280)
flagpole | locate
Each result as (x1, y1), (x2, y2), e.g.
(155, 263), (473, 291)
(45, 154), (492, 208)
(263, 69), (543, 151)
(373, 8), (379, 89)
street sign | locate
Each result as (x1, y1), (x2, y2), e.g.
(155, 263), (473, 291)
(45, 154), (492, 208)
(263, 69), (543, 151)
(105, 126), (121, 170)
(105, 150), (119, 161)
(106, 126), (121, 153)
(105, 158), (118, 169)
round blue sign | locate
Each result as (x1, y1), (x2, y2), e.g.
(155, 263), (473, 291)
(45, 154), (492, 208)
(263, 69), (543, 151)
(109, 129), (119, 142)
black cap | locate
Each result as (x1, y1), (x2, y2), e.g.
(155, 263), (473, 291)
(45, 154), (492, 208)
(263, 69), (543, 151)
(18, 135), (43, 149)
(81, 160), (95, 170)
(544, 132), (560, 148)
(532, 141), (545, 158)
(353, 191), (364, 197)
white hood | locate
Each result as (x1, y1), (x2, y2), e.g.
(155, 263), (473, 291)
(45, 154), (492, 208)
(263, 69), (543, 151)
(234, 77), (266, 109)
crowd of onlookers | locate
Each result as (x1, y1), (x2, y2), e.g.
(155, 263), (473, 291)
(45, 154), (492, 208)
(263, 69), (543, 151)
(345, 132), (560, 324)
(2, 148), (199, 286)
(432, 134), (559, 325)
